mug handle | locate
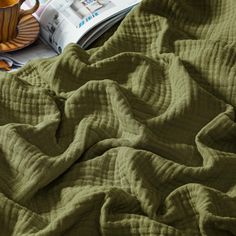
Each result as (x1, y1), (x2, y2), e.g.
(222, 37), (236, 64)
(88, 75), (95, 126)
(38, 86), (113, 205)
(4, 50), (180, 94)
(18, 0), (40, 21)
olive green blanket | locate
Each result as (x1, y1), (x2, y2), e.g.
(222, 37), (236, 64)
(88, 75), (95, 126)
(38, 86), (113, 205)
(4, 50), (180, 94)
(0, 0), (236, 235)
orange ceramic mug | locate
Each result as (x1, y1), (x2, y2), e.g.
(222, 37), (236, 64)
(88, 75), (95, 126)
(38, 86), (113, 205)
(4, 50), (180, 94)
(0, 0), (39, 43)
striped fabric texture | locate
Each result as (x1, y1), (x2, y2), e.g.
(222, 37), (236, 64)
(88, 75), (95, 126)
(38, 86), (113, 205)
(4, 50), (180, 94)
(0, 0), (236, 235)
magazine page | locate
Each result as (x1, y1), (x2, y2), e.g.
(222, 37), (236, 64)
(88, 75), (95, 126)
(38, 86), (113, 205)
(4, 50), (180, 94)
(6, 0), (141, 68)
(78, 9), (128, 48)
(24, 0), (52, 19)
(38, 0), (141, 53)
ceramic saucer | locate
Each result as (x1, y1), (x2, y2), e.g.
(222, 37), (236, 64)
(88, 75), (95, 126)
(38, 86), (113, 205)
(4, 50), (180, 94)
(0, 14), (40, 53)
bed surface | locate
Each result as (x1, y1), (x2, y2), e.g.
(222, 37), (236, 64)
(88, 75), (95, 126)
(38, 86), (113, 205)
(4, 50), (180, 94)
(0, 0), (236, 235)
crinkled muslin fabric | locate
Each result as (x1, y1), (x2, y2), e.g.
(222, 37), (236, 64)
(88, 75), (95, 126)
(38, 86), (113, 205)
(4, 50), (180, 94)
(0, 0), (236, 235)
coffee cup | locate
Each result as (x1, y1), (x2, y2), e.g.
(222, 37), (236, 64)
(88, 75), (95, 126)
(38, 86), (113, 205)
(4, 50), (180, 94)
(0, 0), (39, 43)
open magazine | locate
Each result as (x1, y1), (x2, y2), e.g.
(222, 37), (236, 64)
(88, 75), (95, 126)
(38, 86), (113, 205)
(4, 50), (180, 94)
(0, 0), (141, 69)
